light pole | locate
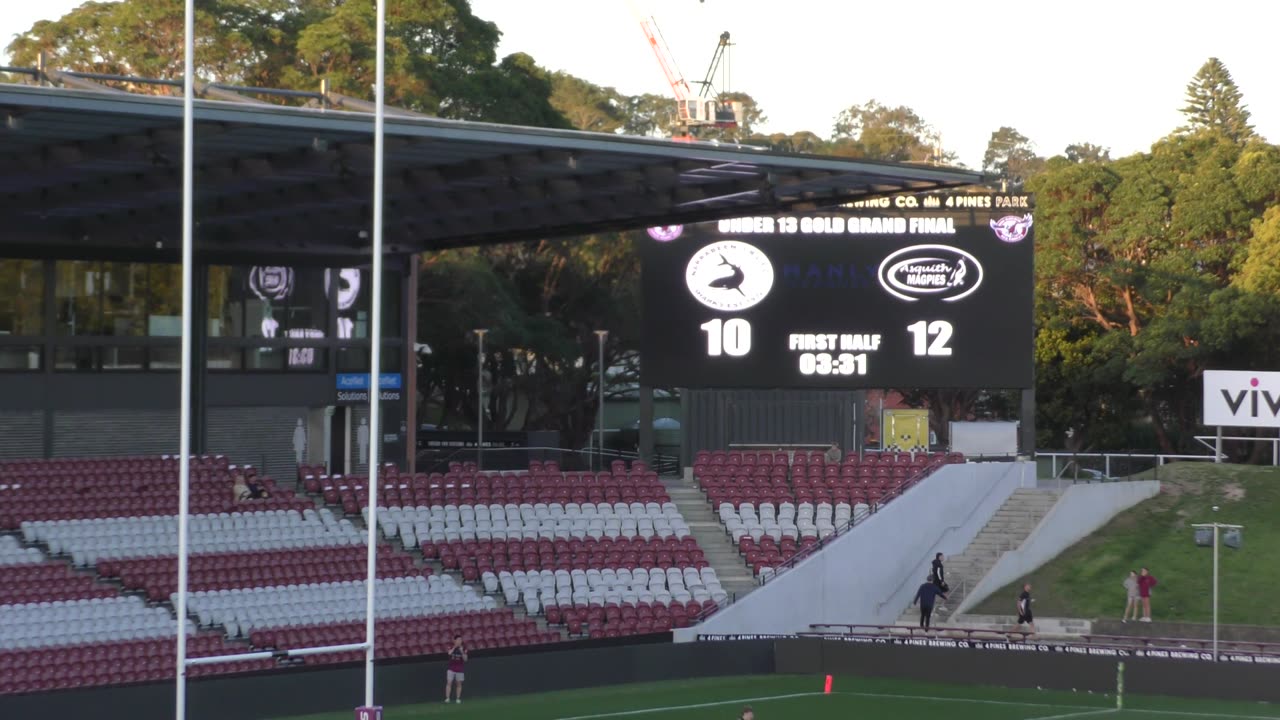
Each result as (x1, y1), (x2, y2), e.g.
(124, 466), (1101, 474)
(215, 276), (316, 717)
(1193, 516), (1243, 662)
(594, 330), (608, 473)
(473, 329), (487, 470)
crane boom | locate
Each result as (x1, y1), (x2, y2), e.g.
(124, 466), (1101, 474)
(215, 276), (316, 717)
(635, 13), (692, 102)
(696, 32), (731, 99)
(627, 1), (743, 138)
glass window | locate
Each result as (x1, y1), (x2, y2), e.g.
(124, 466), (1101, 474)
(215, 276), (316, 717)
(0, 259), (44, 336)
(101, 345), (145, 370)
(381, 272), (402, 338)
(55, 346), (98, 370)
(337, 346), (402, 372)
(206, 346), (242, 371)
(336, 347), (367, 372)
(147, 264), (182, 336)
(330, 266), (368, 340)
(330, 267), (401, 340)
(0, 346), (41, 370)
(381, 347), (402, 372)
(245, 347), (286, 370)
(207, 265), (240, 337)
(101, 262), (147, 336)
(149, 345), (181, 370)
(56, 260), (103, 335)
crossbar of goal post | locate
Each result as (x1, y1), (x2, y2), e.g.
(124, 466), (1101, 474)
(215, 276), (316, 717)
(173, 0), (389, 716)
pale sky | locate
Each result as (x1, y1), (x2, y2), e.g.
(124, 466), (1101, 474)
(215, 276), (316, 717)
(4, 0), (1278, 168)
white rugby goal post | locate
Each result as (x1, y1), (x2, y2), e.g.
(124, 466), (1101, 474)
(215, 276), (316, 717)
(173, 1), (391, 716)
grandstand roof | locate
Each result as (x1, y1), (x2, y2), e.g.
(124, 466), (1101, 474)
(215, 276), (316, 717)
(0, 81), (984, 260)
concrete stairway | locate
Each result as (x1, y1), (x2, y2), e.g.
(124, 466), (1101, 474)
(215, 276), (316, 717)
(898, 488), (1061, 625)
(662, 478), (758, 603)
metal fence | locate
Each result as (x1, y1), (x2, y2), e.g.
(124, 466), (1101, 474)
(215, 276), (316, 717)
(1034, 451), (1219, 484)
(417, 445), (680, 476)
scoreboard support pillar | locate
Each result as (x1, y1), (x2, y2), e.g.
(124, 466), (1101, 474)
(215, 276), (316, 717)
(1020, 388), (1036, 456)
(853, 391), (866, 456)
(638, 384), (655, 464)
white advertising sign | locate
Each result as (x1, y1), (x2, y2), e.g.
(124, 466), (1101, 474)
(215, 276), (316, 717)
(1203, 370), (1280, 428)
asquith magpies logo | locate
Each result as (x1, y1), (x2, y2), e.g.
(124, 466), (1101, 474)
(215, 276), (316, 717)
(685, 241), (774, 312)
(877, 245), (983, 303)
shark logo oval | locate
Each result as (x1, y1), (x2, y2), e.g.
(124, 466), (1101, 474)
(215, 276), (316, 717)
(685, 241), (774, 312)
(878, 245), (984, 302)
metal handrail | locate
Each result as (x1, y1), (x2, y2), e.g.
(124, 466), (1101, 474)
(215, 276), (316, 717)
(874, 463), (1019, 613)
(686, 462), (951, 625)
(414, 445), (681, 476)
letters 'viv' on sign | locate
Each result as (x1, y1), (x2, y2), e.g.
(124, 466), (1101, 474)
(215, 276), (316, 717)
(1203, 370), (1280, 428)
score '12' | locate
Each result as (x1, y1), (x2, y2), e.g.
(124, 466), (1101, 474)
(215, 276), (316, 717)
(907, 320), (952, 356)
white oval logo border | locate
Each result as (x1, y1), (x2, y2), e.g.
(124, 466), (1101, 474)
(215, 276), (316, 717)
(877, 244), (984, 303)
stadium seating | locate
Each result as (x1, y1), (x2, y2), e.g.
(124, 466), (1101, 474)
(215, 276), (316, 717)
(100, 544), (425, 602)
(1, 454), (569, 695)
(1, 595), (191, 650)
(300, 459), (718, 638)
(22, 507), (363, 567)
(253, 610), (559, 665)
(691, 449), (962, 578)
(0, 633), (276, 695)
(0, 455), (311, 530)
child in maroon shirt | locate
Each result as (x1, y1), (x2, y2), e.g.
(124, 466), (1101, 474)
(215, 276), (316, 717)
(444, 634), (467, 703)
(1138, 567), (1158, 622)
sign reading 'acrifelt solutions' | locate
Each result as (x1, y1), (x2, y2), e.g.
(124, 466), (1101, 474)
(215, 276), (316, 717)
(336, 373), (403, 405)
(1204, 370), (1280, 428)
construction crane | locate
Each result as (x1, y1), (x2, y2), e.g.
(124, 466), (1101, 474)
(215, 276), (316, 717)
(694, 31), (732, 100)
(630, 3), (743, 140)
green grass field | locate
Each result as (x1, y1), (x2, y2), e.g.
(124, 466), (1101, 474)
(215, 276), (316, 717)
(279, 674), (1280, 720)
(974, 463), (1280, 624)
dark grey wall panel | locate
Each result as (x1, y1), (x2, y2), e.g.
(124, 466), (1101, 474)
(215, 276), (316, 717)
(0, 410), (44, 459)
(205, 374), (333, 408)
(683, 389), (862, 464)
(0, 375), (46, 411)
(52, 409), (180, 457)
(207, 406), (311, 485)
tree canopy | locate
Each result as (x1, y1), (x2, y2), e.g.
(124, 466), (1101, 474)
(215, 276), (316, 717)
(1181, 57), (1255, 142)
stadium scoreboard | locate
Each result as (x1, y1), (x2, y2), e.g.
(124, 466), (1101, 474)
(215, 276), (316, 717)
(639, 193), (1034, 389)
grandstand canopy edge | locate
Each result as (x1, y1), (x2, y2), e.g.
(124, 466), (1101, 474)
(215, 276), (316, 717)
(0, 82), (983, 475)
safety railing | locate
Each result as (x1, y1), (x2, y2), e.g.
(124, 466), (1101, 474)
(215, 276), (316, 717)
(874, 463), (1023, 615)
(1035, 451), (1218, 485)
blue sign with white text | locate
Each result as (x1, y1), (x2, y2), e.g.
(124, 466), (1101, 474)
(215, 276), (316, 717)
(335, 373), (402, 391)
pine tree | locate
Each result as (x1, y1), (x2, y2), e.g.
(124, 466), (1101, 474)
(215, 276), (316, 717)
(1181, 57), (1254, 141)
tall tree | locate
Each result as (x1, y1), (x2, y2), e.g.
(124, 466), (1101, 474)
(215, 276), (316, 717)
(1235, 206), (1280, 297)
(620, 92), (678, 138)
(831, 100), (951, 163)
(417, 235), (641, 449)
(549, 72), (627, 134)
(7, 0), (566, 126)
(1064, 143), (1112, 164)
(1180, 57), (1254, 141)
(982, 126), (1045, 184)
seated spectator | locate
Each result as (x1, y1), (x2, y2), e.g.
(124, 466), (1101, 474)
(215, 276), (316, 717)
(245, 476), (270, 500)
(232, 475), (251, 503)
(824, 443), (842, 464)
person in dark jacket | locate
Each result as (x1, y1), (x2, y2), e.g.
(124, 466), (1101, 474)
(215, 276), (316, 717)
(931, 552), (948, 593)
(1017, 583), (1036, 634)
(912, 576), (948, 631)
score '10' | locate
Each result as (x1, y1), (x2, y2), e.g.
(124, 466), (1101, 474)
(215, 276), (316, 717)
(700, 318), (751, 356)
